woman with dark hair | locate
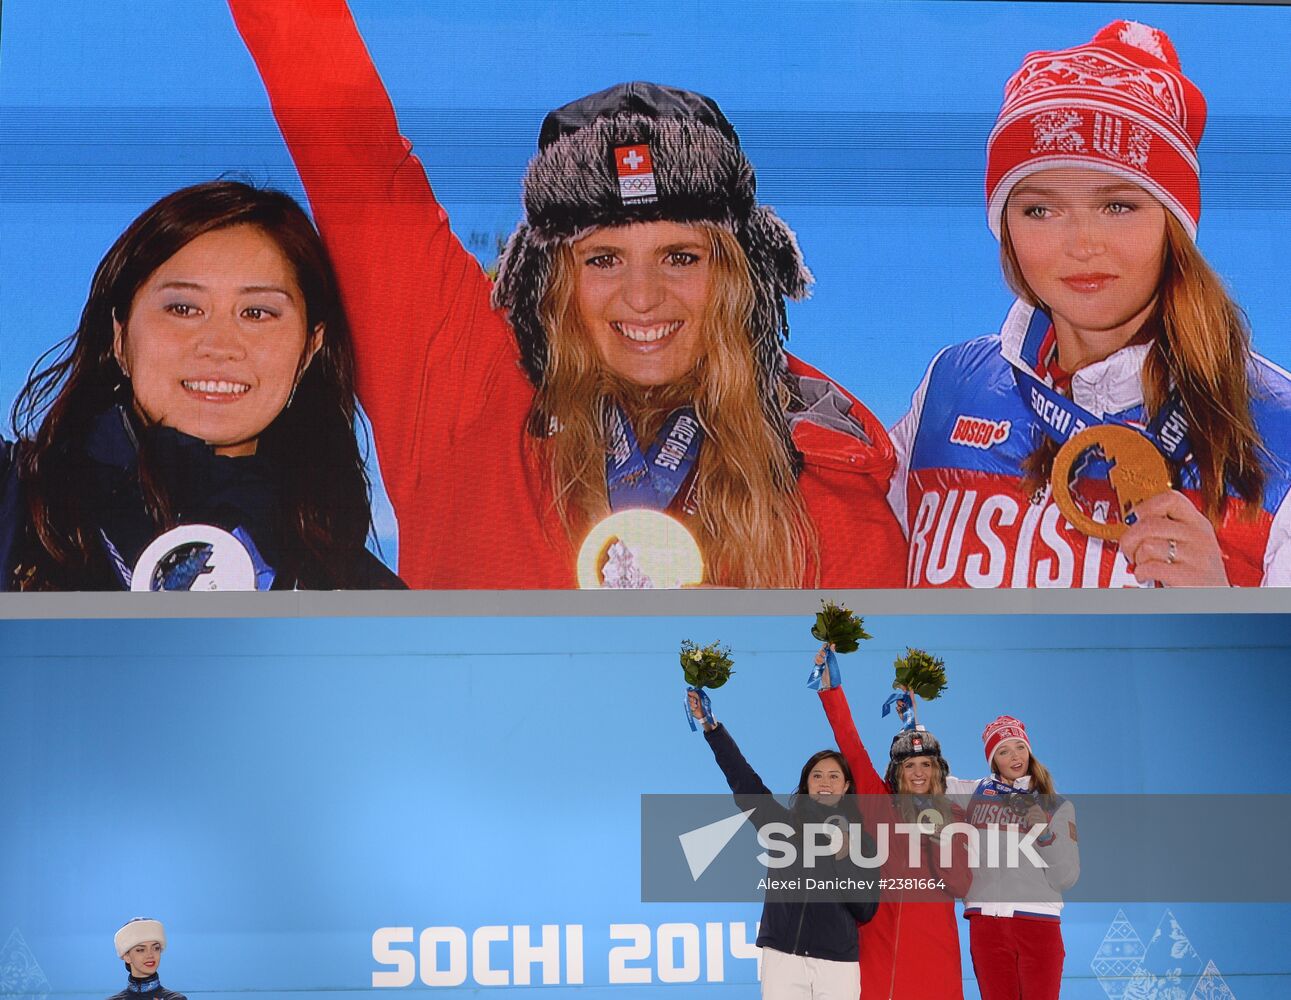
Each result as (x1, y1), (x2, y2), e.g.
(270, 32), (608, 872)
(228, 0), (907, 589)
(892, 20), (1291, 588)
(814, 651), (970, 999)
(689, 690), (877, 999)
(108, 918), (185, 1000)
(0, 180), (403, 590)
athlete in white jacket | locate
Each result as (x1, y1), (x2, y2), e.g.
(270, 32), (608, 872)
(947, 716), (1077, 1000)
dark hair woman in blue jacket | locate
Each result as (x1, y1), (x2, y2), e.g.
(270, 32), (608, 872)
(689, 691), (877, 999)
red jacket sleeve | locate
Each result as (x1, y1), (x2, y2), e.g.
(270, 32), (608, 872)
(820, 684), (970, 897)
(818, 684), (888, 796)
(228, 0), (518, 512)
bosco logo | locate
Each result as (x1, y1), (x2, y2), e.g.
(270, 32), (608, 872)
(950, 416), (1011, 449)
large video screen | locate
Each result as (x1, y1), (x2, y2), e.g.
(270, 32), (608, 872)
(3, 1), (1289, 591)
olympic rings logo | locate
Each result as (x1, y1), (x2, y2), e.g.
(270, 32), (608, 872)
(620, 177), (655, 192)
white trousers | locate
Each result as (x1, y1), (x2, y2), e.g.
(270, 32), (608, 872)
(761, 946), (860, 1000)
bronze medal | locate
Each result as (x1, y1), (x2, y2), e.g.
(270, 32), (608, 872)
(1050, 425), (1172, 541)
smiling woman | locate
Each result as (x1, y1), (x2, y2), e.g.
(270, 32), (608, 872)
(0, 181), (404, 590)
(108, 919), (185, 1000)
(814, 658), (970, 999)
(114, 225), (321, 458)
(570, 222), (711, 388)
(688, 690), (876, 1000)
(229, 0), (908, 589)
(945, 718), (1078, 1000)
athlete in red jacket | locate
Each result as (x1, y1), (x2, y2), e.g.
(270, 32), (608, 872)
(817, 662), (969, 999)
(230, 0), (907, 589)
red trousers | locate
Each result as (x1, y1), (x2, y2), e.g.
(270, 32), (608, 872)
(968, 915), (1065, 1000)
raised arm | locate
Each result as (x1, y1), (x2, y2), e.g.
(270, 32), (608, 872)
(690, 693), (789, 828)
(228, 0), (516, 509)
(816, 673), (967, 899)
(816, 673), (888, 796)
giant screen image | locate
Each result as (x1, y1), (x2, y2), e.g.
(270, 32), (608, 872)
(3, 2), (1291, 999)
(3, 1), (1290, 591)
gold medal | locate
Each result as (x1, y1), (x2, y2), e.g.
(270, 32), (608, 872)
(1051, 425), (1172, 541)
(576, 509), (704, 589)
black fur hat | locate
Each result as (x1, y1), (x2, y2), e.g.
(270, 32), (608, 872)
(492, 82), (812, 438)
(883, 725), (951, 791)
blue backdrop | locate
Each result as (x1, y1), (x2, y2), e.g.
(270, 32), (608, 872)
(2, 612), (1288, 997)
(3, 1), (1290, 562)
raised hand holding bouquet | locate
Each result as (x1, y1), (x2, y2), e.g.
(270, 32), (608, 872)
(681, 640), (734, 731)
(807, 600), (872, 689)
(882, 647), (949, 729)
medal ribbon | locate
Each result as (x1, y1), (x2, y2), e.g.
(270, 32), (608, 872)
(806, 648), (842, 691)
(233, 525), (276, 591)
(1010, 307), (1192, 462)
(127, 977), (161, 994)
(606, 404), (704, 512)
(979, 776), (1029, 797)
(973, 776), (1056, 842)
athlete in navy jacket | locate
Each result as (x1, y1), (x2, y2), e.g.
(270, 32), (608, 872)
(690, 692), (877, 999)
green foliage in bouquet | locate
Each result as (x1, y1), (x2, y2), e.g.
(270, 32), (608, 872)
(810, 600), (872, 654)
(892, 647), (948, 702)
(681, 640), (735, 689)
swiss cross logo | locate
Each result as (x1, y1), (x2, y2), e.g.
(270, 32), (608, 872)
(950, 415), (1011, 449)
(912, 736), (924, 752)
(617, 145), (652, 174)
(615, 143), (658, 205)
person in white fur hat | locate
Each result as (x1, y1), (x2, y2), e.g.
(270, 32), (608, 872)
(107, 918), (186, 1000)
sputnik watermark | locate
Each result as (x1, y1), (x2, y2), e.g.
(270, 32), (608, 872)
(646, 793), (1291, 904)
(754, 818), (1046, 872)
(675, 808), (1047, 885)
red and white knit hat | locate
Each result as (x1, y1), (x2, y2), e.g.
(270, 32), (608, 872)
(986, 20), (1207, 240)
(982, 715), (1031, 764)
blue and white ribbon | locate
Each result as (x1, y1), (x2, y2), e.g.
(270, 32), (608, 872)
(607, 404), (704, 512)
(233, 525), (276, 591)
(976, 776), (1055, 842)
(686, 686), (714, 732)
(881, 690), (917, 729)
(806, 648), (842, 690)
(1011, 307), (1192, 462)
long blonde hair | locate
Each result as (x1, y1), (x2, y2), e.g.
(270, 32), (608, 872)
(1026, 756), (1056, 797)
(530, 223), (817, 587)
(1003, 210), (1266, 521)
